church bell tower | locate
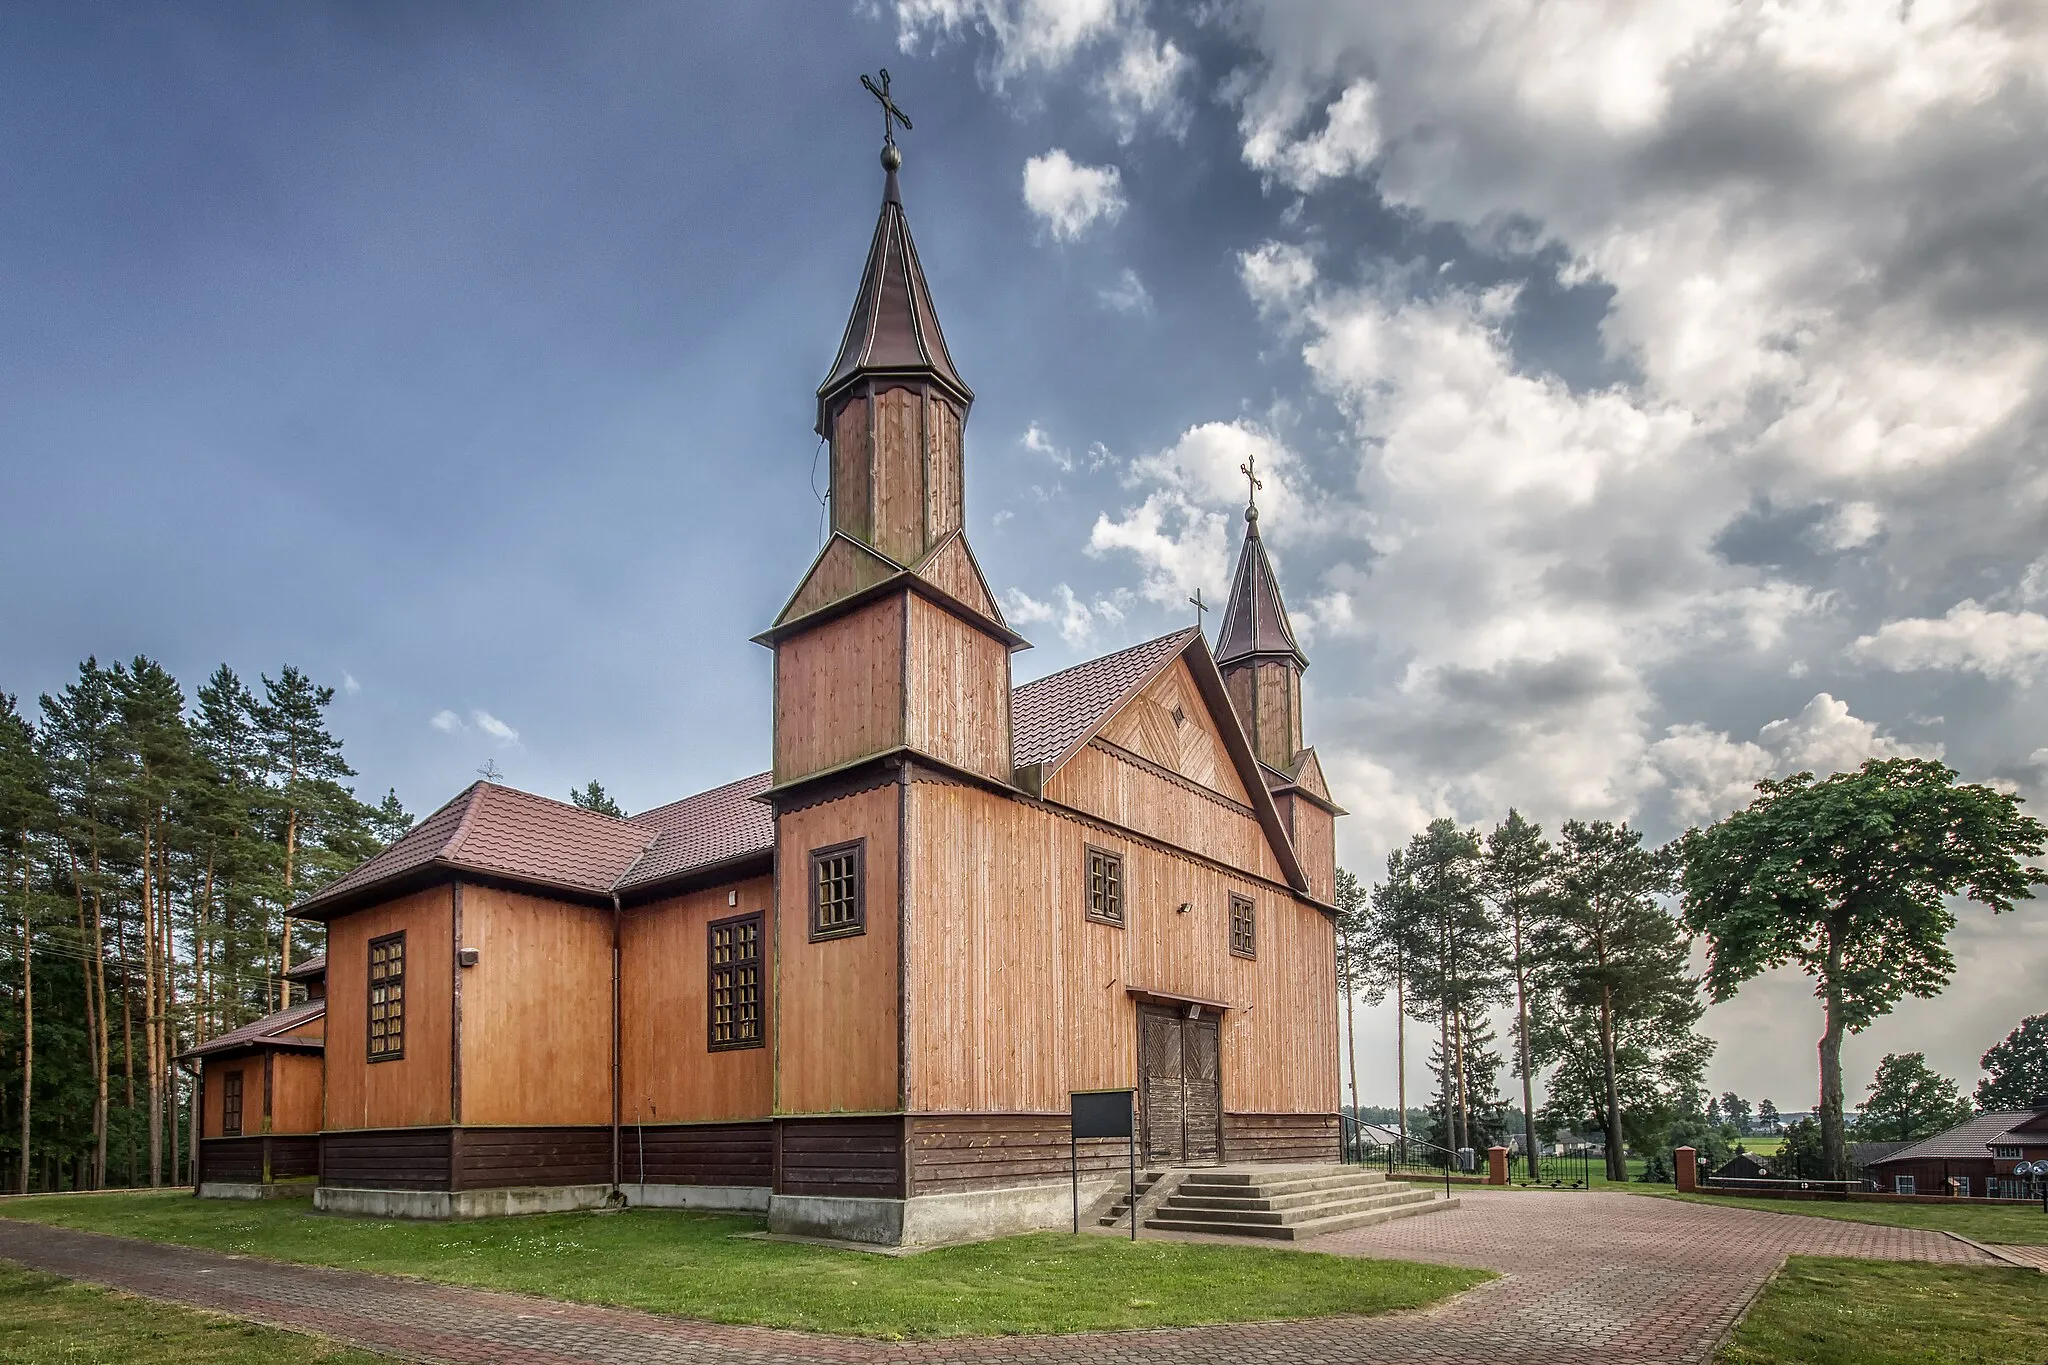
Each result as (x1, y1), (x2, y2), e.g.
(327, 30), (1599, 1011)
(1215, 491), (1310, 774)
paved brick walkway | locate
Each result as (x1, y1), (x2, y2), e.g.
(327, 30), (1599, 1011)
(0, 1191), (1995, 1364)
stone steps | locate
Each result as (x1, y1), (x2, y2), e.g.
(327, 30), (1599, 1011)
(1145, 1163), (1458, 1241)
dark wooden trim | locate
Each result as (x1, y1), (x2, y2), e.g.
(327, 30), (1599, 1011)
(623, 1120), (773, 1188)
(706, 910), (767, 1051)
(769, 757), (902, 814)
(451, 883), (463, 1124)
(773, 1115), (906, 1199)
(1222, 1112), (1339, 1165)
(1083, 843), (1126, 927)
(221, 1068), (244, 1137)
(807, 838), (867, 942)
(749, 565), (1031, 652)
(262, 1050), (274, 1124)
(897, 758), (912, 1114)
(909, 1114), (1132, 1196)
(367, 929), (406, 1063)
(320, 1127), (453, 1191)
(617, 850), (775, 908)
(1229, 892), (1257, 960)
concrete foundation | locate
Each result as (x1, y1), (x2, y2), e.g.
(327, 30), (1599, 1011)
(314, 1183), (617, 1220)
(618, 1183), (769, 1213)
(197, 1181), (280, 1201)
(769, 1178), (1118, 1246)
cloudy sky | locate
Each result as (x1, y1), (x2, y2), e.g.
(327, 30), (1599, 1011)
(4, 1), (2044, 1115)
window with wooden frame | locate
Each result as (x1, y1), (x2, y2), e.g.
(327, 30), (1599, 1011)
(1229, 893), (1257, 960)
(809, 840), (865, 941)
(1085, 846), (1124, 926)
(708, 911), (765, 1051)
(221, 1069), (243, 1136)
(367, 931), (405, 1061)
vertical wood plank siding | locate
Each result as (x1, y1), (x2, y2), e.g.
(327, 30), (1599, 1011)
(914, 535), (998, 620)
(457, 886), (613, 1128)
(1222, 1112), (1340, 1165)
(1046, 743), (1287, 885)
(620, 874), (776, 1123)
(783, 537), (898, 622)
(1097, 659), (1253, 806)
(269, 1052), (325, 1133)
(621, 1121), (773, 1188)
(1281, 795), (1337, 905)
(324, 886), (454, 1131)
(831, 396), (870, 542)
(775, 786), (901, 1114)
(924, 393), (962, 544)
(904, 595), (1012, 783)
(871, 385), (927, 565)
(773, 595), (906, 784)
(776, 1116), (906, 1198)
(320, 1128), (454, 1190)
(905, 781), (1337, 1117)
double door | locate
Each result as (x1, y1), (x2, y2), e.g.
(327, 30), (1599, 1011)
(1139, 1004), (1221, 1165)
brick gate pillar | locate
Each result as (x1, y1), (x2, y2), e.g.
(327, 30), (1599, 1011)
(1487, 1146), (1508, 1186)
(1675, 1146), (1698, 1192)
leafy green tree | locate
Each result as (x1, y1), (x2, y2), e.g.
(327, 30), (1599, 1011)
(1680, 758), (2047, 1179)
(1858, 1052), (1971, 1143)
(1719, 1092), (1752, 1136)
(1976, 1014), (2048, 1112)
(1532, 820), (1700, 1180)
(1777, 1116), (1825, 1179)
(569, 781), (626, 818)
(1482, 809), (1550, 1179)
(1334, 867), (1367, 1121)
(1757, 1098), (1781, 1133)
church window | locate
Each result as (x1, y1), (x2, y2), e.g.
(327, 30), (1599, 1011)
(1230, 894), (1257, 960)
(368, 931), (405, 1061)
(1086, 846), (1124, 926)
(810, 841), (866, 941)
(221, 1070), (243, 1136)
(708, 912), (765, 1050)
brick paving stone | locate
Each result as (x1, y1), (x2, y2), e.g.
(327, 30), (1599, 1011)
(0, 1190), (1998, 1365)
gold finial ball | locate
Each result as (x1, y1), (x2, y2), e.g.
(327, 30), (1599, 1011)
(881, 143), (903, 171)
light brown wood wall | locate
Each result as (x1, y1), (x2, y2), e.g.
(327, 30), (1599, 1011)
(1046, 742), (1287, 886)
(925, 394), (963, 545)
(201, 1060), (237, 1138)
(914, 534), (997, 622)
(782, 536), (898, 623)
(324, 885), (453, 1131)
(776, 785), (901, 1115)
(904, 781), (1337, 1117)
(459, 884), (613, 1128)
(831, 396), (871, 543)
(1097, 659), (1252, 805)
(621, 873), (775, 1124)
(1282, 794), (1337, 905)
(905, 594), (1012, 783)
(774, 594), (906, 784)
(271, 1052), (325, 1134)
(872, 385), (926, 566)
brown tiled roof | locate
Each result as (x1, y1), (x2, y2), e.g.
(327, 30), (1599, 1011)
(1011, 629), (1196, 770)
(621, 771), (775, 890)
(1215, 518), (1307, 668)
(180, 1000), (325, 1060)
(283, 953), (325, 981)
(1865, 1111), (2035, 1164)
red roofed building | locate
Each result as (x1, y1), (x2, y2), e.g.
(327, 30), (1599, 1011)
(276, 138), (1347, 1242)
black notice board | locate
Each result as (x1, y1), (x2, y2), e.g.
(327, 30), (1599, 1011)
(1071, 1089), (1134, 1139)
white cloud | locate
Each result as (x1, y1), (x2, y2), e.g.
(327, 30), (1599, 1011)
(1022, 420), (1071, 471)
(1817, 501), (1884, 551)
(893, 0), (1122, 80)
(341, 671), (361, 695)
(1238, 242), (1316, 318)
(430, 709), (463, 734)
(1022, 150), (1127, 241)
(1851, 602), (2048, 681)
(1097, 28), (1190, 141)
(1241, 79), (1383, 193)
(1098, 267), (1152, 313)
(472, 710), (520, 745)
(1003, 583), (1126, 645)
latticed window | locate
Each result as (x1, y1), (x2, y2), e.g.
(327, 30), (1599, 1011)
(221, 1070), (243, 1136)
(1230, 894), (1257, 959)
(810, 841), (865, 940)
(1086, 847), (1124, 926)
(708, 912), (764, 1050)
(368, 931), (405, 1060)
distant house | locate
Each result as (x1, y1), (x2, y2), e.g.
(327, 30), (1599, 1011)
(1863, 1100), (2048, 1197)
(1713, 1152), (1772, 1181)
(1847, 1141), (1909, 1173)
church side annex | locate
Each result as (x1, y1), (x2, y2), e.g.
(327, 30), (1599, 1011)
(257, 115), (1345, 1246)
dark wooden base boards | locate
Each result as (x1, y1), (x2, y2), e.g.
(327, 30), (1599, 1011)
(196, 1134), (320, 1191)
(1222, 1112), (1341, 1165)
(319, 1124), (771, 1194)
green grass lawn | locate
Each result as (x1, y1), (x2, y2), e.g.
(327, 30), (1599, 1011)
(1647, 1188), (2048, 1245)
(1720, 1256), (2048, 1364)
(0, 1193), (1489, 1339)
(0, 1261), (392, 1364)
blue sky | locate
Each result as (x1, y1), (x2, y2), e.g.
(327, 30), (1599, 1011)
(5, 1), (2046, 1112)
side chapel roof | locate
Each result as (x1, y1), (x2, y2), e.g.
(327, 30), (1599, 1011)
(179, 999), (326, 1061)
(1214, 513), (1307, 669)
(815, 156), (971, 432)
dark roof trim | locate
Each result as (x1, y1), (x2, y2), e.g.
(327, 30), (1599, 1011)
(1126, 986), (1232, 1012)
(617, 850), (776, 908)
(751, 573), (1032, 651)
(1261, 763), (1349, 816)
(760, 746), (1017, 812)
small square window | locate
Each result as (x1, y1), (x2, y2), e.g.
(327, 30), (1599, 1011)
(1085, 846), (1124, 926)
(810, 841), (866, 941)
(221, 1070), (243, 1136)
(368, 931), (405, 1061)
(1894, 1175), (1916, 1195)
(708, 912), (765, 1051)
(1230, 894), (1257, 960)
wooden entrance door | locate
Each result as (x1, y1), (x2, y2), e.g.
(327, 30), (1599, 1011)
(1139, 1005), (1222, 1165)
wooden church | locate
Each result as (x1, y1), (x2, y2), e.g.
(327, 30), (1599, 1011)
(193, 133), (1345, 1243)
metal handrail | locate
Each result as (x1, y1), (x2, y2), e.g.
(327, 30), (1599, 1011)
(1344, 1119), (1455, 1199)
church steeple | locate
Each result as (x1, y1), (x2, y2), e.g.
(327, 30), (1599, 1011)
(1215, 465), (1309, 772)
(814, 137), (974, 569)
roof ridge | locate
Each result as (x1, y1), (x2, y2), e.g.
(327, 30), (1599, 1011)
(443, 780), (490, 865)
(628, 770), (774, 824)
(1015, 628), (1196, 693)
(477, 780), (635, 824)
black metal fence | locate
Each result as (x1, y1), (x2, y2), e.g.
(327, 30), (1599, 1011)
(1509, 1145), (1594, 1188)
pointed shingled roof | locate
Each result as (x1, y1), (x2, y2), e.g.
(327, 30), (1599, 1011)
(1214, 513), (1307, 669)
(179, 999), (326, 1060)
(816, 159), (971, 433)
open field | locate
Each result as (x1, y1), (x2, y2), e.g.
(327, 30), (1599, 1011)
(1719, 1256), (2048, 1364)
(1652, 1188), (2048, 1245)
(0, 1261), (393, 1364)
(0, 1192), (1487, 1339)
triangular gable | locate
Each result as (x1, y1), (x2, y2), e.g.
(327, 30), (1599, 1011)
(911, 529), (1004, 627)
(773, 533), (904, 628)
(1097, 658), (1252, 806)
(1288, 748), (1331, 802)
(1037, 631), (1311, 899)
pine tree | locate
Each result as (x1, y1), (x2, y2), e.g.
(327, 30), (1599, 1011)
(569, 781), (626, 818)
(1423, 1013), (1508, 1155)
(1757, 1098), (1781, 1134)
(1363, 847), (1425, 1151)
(1719, 1092), (1752, 1136)
(1976, 1014), (2048, 1112)
(1483, 809), (1550, 1175)
(369, 789), (414, 846)
(1533, 820), (1700, 1180)
(1396, 819), (1504, 1156)
(252, 667), (356, 1003)
(1334, 866), (1367, 1121)
(0, 695), (55, 1191)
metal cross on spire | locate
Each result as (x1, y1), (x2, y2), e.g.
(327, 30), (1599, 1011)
(861, 68), (913, 149)
(1189, 587), (1209, 632)
(1240, 454), (1264, 522)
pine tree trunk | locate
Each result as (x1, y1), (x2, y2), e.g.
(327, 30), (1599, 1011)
(1394, 970), (1407, 1155)
(1452, 1006), (1470, 1155)
(279, 799), (298, 1009)
(88, 836), (110, 1187)
(1599, 983), (1625, 1182)
(1819, 918), (1849, 1182)
(1513, 902), (1538, 1177)
(17, 834), (32, 1194)
(67, 848), (102, 1188)
(161, 868), (177, 1186)
(141, 816), (162, 1188)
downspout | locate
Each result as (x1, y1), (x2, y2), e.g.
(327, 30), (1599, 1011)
(608, 833), (661, 1207)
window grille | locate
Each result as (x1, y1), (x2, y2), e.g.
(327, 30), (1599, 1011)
(810, 841), (865, 940)
(368, 932), (406, 1060)
(708, 912), (765, 1050)
(222, 1070), (243, 1136)
(1230, 893), (1257, 959)
(1085, 847), (1124, 926)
